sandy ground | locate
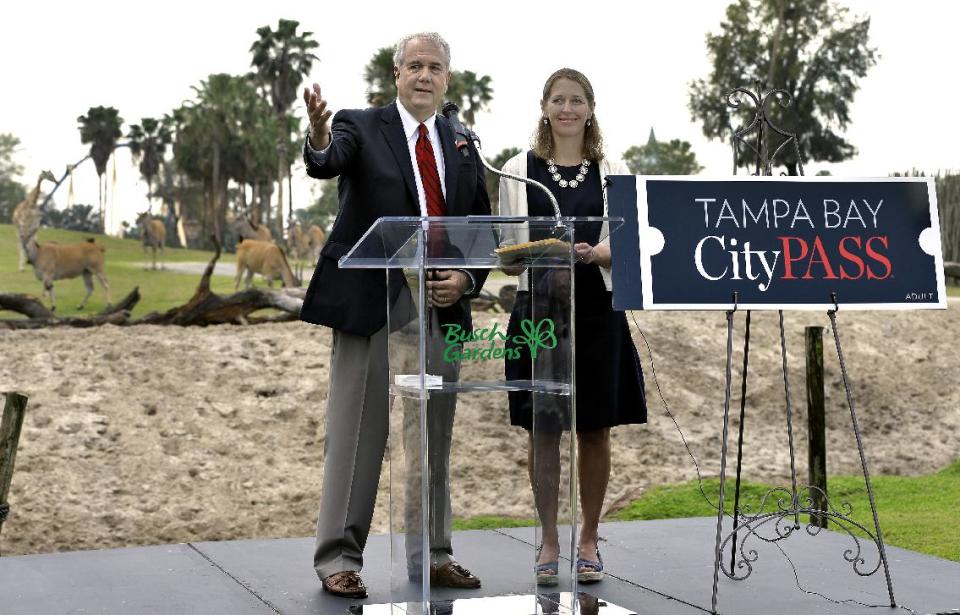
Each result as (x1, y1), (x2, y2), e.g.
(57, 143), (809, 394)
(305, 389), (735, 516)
(1, 303), (958, 557)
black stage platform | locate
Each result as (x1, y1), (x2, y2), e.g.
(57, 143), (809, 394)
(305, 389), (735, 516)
(2, 517), (958, 614)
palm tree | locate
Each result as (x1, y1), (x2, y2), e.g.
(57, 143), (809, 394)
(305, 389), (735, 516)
(177, 75), (240, 244)
(161, 108), (190, 247)
(362, 46), (494, 128)
(0, 133), (26, 224)
(485, 146), (521, 214)
(249, 18), (319, 239)
(447, 70), (494, 128)
(176, 74), (279, 247)
(364, 47), (396, 106)
(77, 106), (123, 231)
(127, 117), (171, 213)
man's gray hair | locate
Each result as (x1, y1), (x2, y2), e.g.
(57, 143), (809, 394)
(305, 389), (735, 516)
(393, 32), (451, 69)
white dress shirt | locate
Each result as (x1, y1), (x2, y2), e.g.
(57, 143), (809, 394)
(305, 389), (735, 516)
(396, 100), (447, 215)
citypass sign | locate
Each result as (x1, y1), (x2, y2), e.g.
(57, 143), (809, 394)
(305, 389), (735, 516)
(607, 176), (946, 310)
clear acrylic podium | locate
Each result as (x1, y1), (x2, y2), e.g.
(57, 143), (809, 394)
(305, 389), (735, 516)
(340, 215), (622, 614)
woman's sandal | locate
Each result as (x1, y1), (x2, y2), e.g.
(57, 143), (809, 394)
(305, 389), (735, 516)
(535, 545), (560, 586)
(536, 560), (560, 586)
(576, 543), (604, 583)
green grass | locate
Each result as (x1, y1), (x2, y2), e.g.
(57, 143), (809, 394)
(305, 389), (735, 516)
(612, 458), (960, 562)
(1, 223), (513, 319)
(448, 460), (960, 562)
(0, 224), (271, 318)
(452, 515), (537, 531)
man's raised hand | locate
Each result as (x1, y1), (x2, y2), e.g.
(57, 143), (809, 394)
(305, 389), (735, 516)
(303, 83), (332, 150)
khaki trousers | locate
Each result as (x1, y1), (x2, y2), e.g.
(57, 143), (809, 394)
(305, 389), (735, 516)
(313, 310), (460, 580)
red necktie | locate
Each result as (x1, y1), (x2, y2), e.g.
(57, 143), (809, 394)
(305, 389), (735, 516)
(415, 123), (446, 217)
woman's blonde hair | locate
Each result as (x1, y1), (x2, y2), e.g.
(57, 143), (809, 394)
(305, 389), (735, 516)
(532, 68), (604, 162)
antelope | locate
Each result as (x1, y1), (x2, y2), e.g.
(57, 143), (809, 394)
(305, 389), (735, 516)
(23, 237), (111, 311)
(308, 224), (326, 263)
(234, 238), (299, 290)
(235, 216), (273, 242)
(286, 221), (313, 280)
(136, 212), (167, 270)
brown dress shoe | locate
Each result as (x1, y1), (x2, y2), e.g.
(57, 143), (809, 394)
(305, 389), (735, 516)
(322, 570), (368, 598)
(430, 561), (481, 589)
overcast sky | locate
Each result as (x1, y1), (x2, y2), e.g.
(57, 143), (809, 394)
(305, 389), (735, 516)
(2, 0), (957, 231)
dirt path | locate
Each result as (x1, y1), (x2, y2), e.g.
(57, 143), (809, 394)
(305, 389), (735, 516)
(1, 305), (957, 556)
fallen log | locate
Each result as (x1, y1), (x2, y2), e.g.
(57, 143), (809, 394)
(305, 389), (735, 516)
(0, 293), (53, 319)
(0, 289), (139, 330)
(128, 236), (305, 326)
(0, 235), (307, 328)
(133, 288), (303, 326)
(946, 261), (960, 280)
(1, 235), (511, 328)
(0, 311), (130, 330)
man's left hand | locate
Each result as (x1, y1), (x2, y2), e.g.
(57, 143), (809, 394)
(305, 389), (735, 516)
(427, 270), (470, 307)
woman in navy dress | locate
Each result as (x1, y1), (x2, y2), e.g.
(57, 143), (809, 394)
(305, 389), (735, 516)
(499, 68), (647, 586)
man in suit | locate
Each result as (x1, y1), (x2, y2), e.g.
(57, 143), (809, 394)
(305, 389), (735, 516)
(301, 32), (490, 599)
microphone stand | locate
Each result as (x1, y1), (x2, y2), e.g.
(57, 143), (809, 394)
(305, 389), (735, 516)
(441, 102), (564, 232)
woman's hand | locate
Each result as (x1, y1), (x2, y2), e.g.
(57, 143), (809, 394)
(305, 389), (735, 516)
(574, 242), (611, 268)
(501, 265), (525, 276)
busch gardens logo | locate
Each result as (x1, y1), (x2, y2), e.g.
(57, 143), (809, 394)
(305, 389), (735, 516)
(442, 318), (557, 362)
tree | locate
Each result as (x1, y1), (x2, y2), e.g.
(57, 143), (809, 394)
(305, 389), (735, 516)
(175, 73), (293, 248)
(0, 133), (26, 223)
(41, 203), (100, 232)
(447, 70), (493, 128)
(127, 117), (171, 213)
(688, 0), (877, 175)
(77, 106), (123, 229)
(161, 108), (191, 247)
(150, 159), (203, 248)
(623, 128), (704, 175)
(296, 178), (338, 229)
(363, 46), (494, 126)
(176, 76), (245, 245)
(485, 146), (521, 214)
(364, 47), (396, 107)
(0, 133), (23, 180)
(250, 18), (319, 239)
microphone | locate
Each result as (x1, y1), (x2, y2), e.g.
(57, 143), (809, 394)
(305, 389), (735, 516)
(441, 101), (475, 158)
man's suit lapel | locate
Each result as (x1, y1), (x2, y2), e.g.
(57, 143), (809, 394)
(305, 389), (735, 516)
(379, 104), (419, 212)
(436, 116), (460, 213)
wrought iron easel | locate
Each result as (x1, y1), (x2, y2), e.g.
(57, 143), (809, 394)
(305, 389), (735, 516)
(708, 84), (897, 614)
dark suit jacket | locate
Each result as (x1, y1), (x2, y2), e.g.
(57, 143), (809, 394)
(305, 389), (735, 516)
(300, 102), (491, 337)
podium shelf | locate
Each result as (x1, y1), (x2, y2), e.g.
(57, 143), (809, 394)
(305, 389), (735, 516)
(390, 379), (570, 398)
